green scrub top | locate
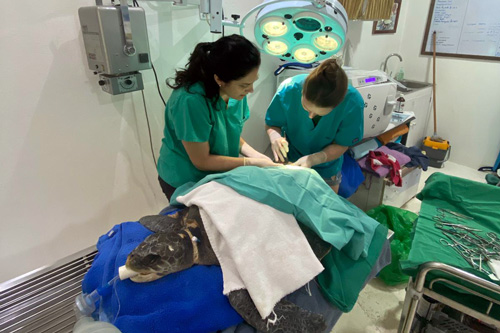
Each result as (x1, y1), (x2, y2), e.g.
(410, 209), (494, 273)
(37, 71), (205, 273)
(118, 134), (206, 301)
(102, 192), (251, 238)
(157, 82), (250, 188)
(265, 74), (364, 178)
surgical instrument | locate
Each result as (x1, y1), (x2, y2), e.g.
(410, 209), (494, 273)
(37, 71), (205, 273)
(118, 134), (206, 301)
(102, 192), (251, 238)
(436, 208), (474, 220)
(434, 221), (481, 232)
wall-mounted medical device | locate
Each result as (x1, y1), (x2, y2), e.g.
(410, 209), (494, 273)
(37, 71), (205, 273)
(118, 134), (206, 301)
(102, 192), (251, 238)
(277, 67), (397, 139)
(78, 3), (151, 95)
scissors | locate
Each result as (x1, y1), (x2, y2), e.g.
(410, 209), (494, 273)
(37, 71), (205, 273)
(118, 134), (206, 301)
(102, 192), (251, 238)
(439, 237), (473, 254)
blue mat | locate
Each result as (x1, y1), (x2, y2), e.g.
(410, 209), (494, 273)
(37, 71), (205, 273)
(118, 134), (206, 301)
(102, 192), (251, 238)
(82, 220), (243, 333)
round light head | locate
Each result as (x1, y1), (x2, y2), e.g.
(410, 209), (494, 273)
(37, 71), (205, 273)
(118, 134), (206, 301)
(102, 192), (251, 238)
(264, 39), (289, 55)
(253, 0), (348, 63)
(313, 32), (341, 51)
(293, 46), (316, 63)
(261, 17), (289, 37)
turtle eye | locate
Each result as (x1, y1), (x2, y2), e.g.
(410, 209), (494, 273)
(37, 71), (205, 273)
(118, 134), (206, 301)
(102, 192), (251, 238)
(143, 254), (161, 266)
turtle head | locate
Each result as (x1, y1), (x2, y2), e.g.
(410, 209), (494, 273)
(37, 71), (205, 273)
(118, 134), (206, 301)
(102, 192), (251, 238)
(125, 231), (195, 282)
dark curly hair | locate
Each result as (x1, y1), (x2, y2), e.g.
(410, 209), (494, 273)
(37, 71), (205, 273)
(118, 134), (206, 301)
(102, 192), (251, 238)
(167, 34), (261, 106)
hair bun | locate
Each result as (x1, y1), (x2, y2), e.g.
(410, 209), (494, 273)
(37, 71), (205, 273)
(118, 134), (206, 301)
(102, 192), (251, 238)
(303, 57), (348, 108)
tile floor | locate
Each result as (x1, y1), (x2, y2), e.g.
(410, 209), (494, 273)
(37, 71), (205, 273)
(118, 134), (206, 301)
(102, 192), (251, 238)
(332, 161), (488, 333)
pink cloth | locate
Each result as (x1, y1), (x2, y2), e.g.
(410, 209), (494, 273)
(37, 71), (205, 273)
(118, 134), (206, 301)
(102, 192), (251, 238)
(358, 146), (411, 178)
(368, 151), (402, 186)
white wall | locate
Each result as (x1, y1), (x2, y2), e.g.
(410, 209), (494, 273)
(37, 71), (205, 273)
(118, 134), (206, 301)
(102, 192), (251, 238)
(0, 0), (276, 284)
(345, 0), (500, 169)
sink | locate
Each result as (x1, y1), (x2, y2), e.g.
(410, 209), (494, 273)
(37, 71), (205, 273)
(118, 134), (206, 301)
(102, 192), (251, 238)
(396, 79), (432, 92)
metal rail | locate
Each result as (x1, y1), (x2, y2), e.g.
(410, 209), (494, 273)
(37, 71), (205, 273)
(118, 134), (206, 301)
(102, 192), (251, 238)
(0, 247), (97, 333)
(398, 262), (500, 332)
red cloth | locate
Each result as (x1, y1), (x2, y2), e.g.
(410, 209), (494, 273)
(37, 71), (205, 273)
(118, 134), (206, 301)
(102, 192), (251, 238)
(368, 151), (403, 186)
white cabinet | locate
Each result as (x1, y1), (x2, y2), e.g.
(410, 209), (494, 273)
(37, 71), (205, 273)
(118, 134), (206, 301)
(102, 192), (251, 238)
(401, 87), (432, 147)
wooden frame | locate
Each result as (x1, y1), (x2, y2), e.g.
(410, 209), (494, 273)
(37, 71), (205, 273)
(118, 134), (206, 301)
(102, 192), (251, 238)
(421, 0), (500, 61)
(372, 0), (401, 34)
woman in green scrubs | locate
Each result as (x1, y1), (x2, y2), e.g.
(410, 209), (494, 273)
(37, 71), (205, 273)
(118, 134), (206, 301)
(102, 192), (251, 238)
(265, 59), (364, 193)
(158, 35), (277, 200)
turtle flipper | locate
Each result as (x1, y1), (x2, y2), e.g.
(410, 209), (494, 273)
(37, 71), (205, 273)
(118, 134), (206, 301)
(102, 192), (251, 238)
(299, 224), (332, 260)
(139, 211), (187, 233)
(228, 289), (326, 333)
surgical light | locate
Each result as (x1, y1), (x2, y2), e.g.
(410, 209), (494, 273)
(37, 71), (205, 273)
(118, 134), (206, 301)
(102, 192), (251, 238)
(261, 17), (288, 37)
(264, 40), (289, 55)
(239, 0), (348, 64)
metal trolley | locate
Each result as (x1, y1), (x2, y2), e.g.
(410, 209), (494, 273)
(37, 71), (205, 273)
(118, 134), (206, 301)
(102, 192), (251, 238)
(398, 261), (500, 332)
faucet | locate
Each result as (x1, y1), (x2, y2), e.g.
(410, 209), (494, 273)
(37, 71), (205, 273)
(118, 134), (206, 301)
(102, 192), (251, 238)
(383, 53), (403, 73)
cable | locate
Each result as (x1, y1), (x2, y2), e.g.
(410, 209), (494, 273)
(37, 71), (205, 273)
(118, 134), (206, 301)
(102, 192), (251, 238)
(132, 0), (161, 168)
(141, 90), (158, 167)
(151, 63), (166, 106)
(112, 276), (122, 324)
(222, 9), (225, 36)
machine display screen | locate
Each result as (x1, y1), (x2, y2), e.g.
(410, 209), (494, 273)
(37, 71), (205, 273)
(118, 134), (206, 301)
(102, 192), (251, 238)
(365, 77), (377, 83)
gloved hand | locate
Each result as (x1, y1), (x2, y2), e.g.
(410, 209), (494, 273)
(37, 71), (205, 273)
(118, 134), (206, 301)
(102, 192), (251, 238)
(292, 152), (328, 168)
(240, 142), (273, 161)
(268, 131), (289, 163)
(244, 157), (280, 167)
(246, 151), (273, 162)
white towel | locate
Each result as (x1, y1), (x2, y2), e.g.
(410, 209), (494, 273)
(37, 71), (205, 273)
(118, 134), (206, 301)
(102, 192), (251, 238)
(176, 182), (324, 319)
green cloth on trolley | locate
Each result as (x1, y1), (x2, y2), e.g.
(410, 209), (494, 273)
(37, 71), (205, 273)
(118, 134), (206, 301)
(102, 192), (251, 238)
(400, 172), (500, 319)
(171, 166), (387, 312)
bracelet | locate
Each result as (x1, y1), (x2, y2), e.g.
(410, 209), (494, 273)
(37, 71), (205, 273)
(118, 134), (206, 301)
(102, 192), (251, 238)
(243, 157), (247, 166)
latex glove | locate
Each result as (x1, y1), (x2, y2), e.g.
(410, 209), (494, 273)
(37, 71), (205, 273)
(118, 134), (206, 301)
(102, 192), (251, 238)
(269, 131), (289, 163)
(240, 142), (273, 161)
(244, 157), (280, 168)
(292, 152), (327, 168)
(247, 151), (273, 162)
(257, 153), (274, 162)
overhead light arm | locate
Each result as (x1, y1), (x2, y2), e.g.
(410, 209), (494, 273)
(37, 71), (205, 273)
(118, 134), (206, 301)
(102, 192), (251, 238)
(117, 0), (334, 35)
(139, 0), (224, 33)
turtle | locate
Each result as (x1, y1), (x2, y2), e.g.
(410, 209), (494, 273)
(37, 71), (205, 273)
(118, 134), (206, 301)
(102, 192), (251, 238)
(125, 205), (332, 333)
